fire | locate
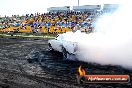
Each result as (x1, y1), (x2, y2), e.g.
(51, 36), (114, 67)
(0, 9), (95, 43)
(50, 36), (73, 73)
(78, 65), (86, 76)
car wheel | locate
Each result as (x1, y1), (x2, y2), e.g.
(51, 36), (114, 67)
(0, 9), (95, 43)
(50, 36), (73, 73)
(62, 47), (71, 60)
(48, 43), (54, 51)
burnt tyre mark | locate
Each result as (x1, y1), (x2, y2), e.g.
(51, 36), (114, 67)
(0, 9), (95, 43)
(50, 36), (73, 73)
(0, 37), (131, 88)
(27, 49), (132, 88)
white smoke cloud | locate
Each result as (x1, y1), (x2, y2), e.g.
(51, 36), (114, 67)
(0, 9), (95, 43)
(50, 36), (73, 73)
(76, 3), (132, 69)
(62, 2), (132, 69)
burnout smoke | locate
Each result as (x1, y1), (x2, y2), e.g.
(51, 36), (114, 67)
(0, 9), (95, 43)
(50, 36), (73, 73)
(78, 3), (132, 69)
(62, 2), (132, 69)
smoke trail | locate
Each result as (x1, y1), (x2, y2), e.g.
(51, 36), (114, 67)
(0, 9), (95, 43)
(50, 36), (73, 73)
(60, 2), (132, 69)
(76, 3), (132, 69)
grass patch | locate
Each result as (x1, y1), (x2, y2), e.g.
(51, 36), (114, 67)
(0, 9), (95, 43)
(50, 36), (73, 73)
(0, 33), (57, 38)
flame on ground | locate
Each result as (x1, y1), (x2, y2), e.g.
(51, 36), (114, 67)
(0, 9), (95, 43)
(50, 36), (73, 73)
(78, 65), (86, 76)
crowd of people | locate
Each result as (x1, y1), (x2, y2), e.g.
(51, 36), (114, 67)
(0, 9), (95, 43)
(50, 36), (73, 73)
(0, 11), (97, 34)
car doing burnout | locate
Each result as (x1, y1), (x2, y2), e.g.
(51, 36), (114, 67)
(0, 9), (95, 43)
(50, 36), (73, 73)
(48, 31), (82, 61)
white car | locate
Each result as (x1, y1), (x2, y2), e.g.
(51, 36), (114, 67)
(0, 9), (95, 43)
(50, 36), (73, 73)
(48, 32), (79, 61)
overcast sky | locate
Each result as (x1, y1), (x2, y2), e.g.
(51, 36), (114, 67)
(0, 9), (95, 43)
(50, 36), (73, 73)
(0, 0), (123, 16)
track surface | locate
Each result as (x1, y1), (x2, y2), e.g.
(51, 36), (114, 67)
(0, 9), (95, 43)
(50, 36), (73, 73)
(0, 37), (131, 88)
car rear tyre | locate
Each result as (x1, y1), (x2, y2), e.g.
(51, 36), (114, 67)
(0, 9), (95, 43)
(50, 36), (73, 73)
(62, 47), (71, 60)
(48, 43), (54, 51)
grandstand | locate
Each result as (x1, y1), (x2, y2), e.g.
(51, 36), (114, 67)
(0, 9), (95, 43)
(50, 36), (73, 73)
(47, 6), (70, 13)
(102, 4), (119, 13)
(73, 5), (101, 13)
(0, 4), (119, 34)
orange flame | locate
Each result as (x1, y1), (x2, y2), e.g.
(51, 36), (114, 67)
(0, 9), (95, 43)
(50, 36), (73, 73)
(78, 65), (86, 76)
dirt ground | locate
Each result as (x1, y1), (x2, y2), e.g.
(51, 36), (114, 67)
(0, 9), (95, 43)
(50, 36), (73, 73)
(0, 36), (131, 88)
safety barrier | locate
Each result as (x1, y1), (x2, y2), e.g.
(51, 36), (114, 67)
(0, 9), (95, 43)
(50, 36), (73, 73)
(0, 26), (73, 33)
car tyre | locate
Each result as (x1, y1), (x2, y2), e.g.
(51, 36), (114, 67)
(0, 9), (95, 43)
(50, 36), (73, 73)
(62, 47), (70, 60)
(48, 43), (54, 51)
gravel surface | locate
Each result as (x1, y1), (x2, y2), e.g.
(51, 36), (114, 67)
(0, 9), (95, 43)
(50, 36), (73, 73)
(0, 36), (131, 88)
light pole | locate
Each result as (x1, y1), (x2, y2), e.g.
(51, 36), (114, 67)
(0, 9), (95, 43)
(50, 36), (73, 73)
(78, 0), (79, 6)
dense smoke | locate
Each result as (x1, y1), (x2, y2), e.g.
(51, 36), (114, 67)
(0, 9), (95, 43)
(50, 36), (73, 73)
(62, 3), (132, 69)
(76, 3), (132, 69)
